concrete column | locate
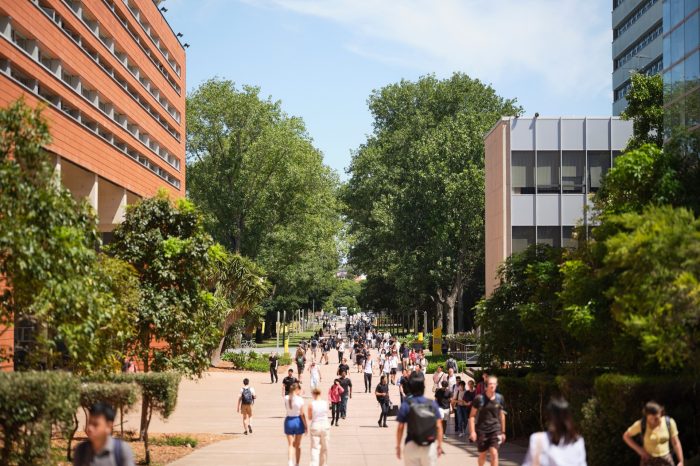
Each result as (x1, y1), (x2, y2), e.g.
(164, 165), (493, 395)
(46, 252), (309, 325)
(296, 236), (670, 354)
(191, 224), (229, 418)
(98, 180), (126, 232)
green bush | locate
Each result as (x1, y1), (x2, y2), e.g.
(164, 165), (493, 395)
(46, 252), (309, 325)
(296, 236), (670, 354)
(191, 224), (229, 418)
(79, 382), (139, 415)
(222, 351), (290, 372)
(0, 371), (79, 465)
(151, 434), (198, 447)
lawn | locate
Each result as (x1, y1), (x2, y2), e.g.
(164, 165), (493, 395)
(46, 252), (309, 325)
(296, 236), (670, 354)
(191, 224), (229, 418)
(257, 329), (318, 348)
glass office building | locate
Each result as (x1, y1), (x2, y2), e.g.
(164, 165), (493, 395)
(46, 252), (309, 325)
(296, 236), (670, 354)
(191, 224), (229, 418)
(663, 0), (700, 131)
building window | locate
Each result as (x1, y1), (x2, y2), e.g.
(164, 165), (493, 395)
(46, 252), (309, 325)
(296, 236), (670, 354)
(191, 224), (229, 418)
(537, 226), (561, 249)
(562, 151), (585, 193)
(588, 152), (611, 193)
(537, 151), (560, 193)
(511, 151), (535, 194)
(562, 226), (578, 249)
(512, 226), (535, 254)
(614, 0), (659, 40)
(615, 23), (663, 70)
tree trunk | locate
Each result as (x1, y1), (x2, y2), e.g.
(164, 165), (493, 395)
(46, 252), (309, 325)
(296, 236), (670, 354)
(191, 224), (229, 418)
(138, 350), (150, 440)
(456, 288), (464, 333)
(434, 291), (444, 330)
(210, 311), (242, 366)
(444, 271), (463, 335)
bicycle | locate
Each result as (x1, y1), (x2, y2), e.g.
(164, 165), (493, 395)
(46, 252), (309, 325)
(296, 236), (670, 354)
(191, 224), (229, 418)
(239, 339), (257, 349)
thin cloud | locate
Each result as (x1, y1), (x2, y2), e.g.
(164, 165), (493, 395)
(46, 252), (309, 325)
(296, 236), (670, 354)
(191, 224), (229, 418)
(245, 0), (611, 99)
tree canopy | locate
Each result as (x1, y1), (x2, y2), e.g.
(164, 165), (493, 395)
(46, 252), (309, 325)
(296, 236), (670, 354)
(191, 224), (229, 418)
(186, 79), (342, 314)
(343, 73), (521, 332)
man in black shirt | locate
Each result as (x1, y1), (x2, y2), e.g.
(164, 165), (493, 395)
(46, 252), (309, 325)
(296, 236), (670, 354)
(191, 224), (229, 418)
(469, 375), (506, 466)
(434, 380), (452, 439)
(282, 368), (299, 396)
(337, 358), (350, 376)
(338, 371), (352, 419)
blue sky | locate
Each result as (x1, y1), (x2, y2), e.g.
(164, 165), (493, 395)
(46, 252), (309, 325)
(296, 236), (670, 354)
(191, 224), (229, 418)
(165, 0), (613, 178)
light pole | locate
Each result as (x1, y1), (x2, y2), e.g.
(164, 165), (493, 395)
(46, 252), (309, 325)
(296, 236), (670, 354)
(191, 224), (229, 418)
(414, 309), (418, 334)
(276, 311), (280, 353)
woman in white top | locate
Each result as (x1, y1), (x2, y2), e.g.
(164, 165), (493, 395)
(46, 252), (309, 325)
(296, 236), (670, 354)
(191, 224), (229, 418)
(309, 361), (322, 390)
(284, 383), (307, 466)
(307, 388), (330, 466)
(522, 397), (587, 466)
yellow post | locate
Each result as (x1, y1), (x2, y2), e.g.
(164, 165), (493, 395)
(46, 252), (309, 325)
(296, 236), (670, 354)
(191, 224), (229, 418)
(284, 325), (290, 356)
(433, 327), (443, 356)
(417, 332), (424, 343)
(261, 321), (265, 334)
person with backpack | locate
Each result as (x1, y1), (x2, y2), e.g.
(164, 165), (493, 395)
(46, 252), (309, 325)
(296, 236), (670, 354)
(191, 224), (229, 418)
(395, 371), (444, 465)
(432, 366), (446, 393)
(73, 402), (136, 466)
(622, 401), (684, 466)
(295, 348), (306, 382)
(475, 370), (489, 396)
(237, 378), (256, 435)
(522, 397), (587, 466)
(445, 356), (457, 374)
(469, 375), (506, 466)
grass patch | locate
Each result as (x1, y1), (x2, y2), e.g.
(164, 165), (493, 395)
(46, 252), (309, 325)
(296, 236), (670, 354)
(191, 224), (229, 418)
(151, 435), (198, 448)
(257, 330), (319, 348)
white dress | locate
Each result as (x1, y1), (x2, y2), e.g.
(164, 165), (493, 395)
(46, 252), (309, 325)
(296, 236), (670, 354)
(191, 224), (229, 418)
(521, 432), (587, 466)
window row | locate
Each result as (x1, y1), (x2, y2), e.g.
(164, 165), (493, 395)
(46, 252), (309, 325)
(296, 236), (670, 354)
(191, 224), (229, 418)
(512, 226), (580, 255)
(0, 58), (181, 189)
(104, 0), (181, 93)
(1, 17), (180, 171)
(26, 4), (181, 141)
(122, 0), (181, 76)
(614, 58), (663, 102)
(58, 0), (181, 122)
(615, 23), (663, 70)
(511, 151), (620, 194)
(615, 0), (658, 40)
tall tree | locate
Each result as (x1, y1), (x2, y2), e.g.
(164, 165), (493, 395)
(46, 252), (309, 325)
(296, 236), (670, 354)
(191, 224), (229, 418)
(186, 79), (342, 313)
(0, 99), (135, 374)
(620, 73), (663, 150)
(343, 73), (521, 333)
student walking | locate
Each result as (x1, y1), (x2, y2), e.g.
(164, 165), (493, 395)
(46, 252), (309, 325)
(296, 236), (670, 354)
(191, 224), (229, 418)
(73, 402), (136, 466)
(338, 371), (352, 419)
(469, 375), (506, 466)
(622, 401), (684, 466)
(237, 378), (256, 435)
(269, 352), (279, 383)
(283, 369), (299, 396)
(363, 356), (374, 393)
(328, 379), (344, 426)
(295, 348), (307, 382)
(522, 397), (587, 466)
(284, 383), (307, 466)
(375, 374), (391, 428)
(337, 340), (345, 363)
(309, 361), (322, 391)
(308, 388), (331, 466)
(395, 371), (444, 466)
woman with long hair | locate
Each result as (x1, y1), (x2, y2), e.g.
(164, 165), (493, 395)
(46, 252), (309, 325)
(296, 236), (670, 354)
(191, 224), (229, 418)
(522, 397), (587, 466)
(307, 388), (330, 466)
(623, 401), (684, 466)
(284, 383), (307, 466)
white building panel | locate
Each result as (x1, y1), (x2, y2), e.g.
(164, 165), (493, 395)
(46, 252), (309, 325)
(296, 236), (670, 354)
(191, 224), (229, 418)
(561, 118), (585, 150)
(536, 194), (560, 226)
(586, 118), (611, 150)
(562, 194), (586, 226)
(536, 119), (560, 150)
(510, 118), (535, 150)
(511, 194), (535, 226)
(612, 119), (634, 149)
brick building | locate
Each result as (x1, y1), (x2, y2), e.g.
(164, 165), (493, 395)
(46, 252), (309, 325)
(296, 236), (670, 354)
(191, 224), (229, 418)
(0, 0), (186, 369)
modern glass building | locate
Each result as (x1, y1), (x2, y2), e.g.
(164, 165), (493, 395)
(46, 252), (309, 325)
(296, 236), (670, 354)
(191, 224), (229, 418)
(483, 117), (634, 296)
(613, 0), (664, 115)
(663, 0), (700, 131)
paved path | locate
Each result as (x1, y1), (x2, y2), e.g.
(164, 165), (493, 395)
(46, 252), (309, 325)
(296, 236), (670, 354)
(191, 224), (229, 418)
(125, 347), (525, 466)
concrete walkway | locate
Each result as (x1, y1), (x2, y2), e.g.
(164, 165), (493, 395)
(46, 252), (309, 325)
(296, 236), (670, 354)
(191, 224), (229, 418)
(125, 347), (525, 465)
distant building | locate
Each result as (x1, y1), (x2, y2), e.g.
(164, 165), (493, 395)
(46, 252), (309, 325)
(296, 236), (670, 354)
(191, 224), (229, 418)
(0, 0), (186, 369)
(612, 0), (664, 115)
(483, 116), (633, 295)
(662, 0), (700, 132)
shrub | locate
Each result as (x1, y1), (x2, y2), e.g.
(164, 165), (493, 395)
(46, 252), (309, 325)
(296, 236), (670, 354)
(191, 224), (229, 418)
(151, 434), (198, 448)
(222, 351), (289, 372)
(0, 371), (79, 465)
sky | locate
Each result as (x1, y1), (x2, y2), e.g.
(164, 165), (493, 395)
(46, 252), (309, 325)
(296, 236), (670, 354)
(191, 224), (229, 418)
(164, 0), (613, 178)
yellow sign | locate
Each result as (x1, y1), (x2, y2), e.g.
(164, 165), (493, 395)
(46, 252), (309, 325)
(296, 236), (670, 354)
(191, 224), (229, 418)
(433, 327), (443, 356)
(284, 325), (290, 356)
(417, 332), (424, 343)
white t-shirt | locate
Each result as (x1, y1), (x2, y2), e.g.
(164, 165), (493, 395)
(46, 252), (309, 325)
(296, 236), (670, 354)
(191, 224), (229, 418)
(310, 366), (321, 381)
(447, 374), (457, 391)
(310, 399), (329, 429)
(389, 356), (399, 369)
(364, 358), (374, 374)
(522, 432), (587, 466)
(284, 395), (305, 417)
(338, 343), (345, 352)
(240, 386), (256, 397)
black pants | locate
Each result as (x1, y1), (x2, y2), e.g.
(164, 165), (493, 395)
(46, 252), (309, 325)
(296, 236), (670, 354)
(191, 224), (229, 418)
(378, 399), (389, 425)
(270, 366), (278, 383)
(331, 402), (341, 424)
(338, 351), (343, 363)
(364, 373), (372, 392)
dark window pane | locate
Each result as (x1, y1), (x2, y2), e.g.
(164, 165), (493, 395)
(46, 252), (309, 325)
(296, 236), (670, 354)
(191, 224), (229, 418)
(588, 151), (611, 193)
(562, 226), (578, 249)
(537, 226), (561, 249)
(512, 226), (535, 254)
(512, 151), (535, 194)
(537, 151), (560, 193)
(562, 151), (585, 193)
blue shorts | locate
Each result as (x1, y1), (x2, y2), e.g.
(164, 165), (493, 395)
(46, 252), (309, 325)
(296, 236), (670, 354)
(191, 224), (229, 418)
(284, 416), (305, 435)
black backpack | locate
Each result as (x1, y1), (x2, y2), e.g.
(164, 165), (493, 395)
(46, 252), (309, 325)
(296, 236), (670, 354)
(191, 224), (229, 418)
(636, 415), (673, 448)
(406, 398), (437, 446)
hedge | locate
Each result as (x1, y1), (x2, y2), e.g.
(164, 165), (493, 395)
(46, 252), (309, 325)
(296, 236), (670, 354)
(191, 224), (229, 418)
(222, 350), (292, 372)
(0, 371), (79, 465)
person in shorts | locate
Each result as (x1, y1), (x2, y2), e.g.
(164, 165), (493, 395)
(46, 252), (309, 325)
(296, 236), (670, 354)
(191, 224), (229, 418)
(284, 383), (307, 466)
(469, 375), (506, 466)
(237, 378), (256, 435)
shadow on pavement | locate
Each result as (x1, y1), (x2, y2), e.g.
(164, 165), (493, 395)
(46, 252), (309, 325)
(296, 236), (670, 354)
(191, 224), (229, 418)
(442, 435), (526, 466)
